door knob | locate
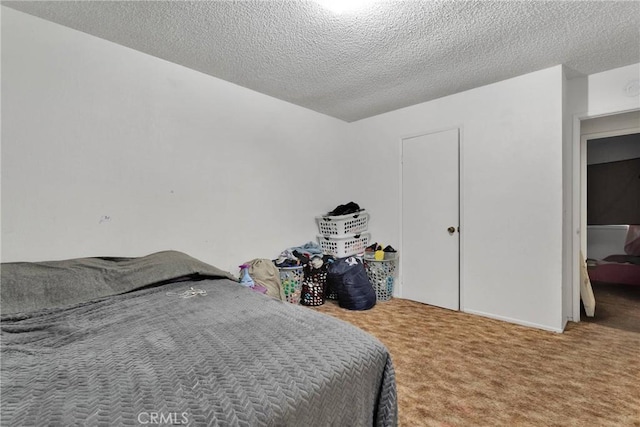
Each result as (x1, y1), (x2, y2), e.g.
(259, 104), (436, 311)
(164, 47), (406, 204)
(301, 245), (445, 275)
(447, 226), (456, 234)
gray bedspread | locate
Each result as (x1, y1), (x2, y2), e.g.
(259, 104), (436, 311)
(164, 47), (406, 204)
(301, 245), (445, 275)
(1, 252), (397, 426)
(0, 250), (238, 315)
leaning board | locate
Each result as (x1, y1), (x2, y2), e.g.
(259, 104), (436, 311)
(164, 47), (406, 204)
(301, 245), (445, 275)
(580, 251), (596, 317)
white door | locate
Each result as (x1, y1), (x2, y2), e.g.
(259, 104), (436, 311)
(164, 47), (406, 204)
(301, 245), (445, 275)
(401, 129), (460, 310)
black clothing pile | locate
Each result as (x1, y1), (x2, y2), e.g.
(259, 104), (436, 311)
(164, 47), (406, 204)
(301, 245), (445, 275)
(325, 201), (363, 217)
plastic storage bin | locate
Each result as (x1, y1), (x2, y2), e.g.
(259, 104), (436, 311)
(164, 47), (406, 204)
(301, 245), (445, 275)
(315, 211), (369, 236)
(278, 266), (303, 304)
(317, 233), (371, 258)
(363, 258), (398, 302)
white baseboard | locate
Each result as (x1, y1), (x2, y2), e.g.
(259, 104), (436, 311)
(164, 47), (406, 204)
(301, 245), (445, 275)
(463, 309), (564, 333)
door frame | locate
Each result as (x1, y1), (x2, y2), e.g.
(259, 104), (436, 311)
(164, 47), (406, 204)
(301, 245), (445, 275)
(398, 125), (464, 310)
(571, 111), (640, 321)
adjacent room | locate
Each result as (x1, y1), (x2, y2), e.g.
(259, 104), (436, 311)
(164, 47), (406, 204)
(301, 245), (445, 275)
(2, 1), (639, 426)
(582, 122), (640, 332)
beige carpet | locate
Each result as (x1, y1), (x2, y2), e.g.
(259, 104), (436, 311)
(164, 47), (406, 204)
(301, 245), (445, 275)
(582, 282), (640, 333)
(313, 298), (640, 427)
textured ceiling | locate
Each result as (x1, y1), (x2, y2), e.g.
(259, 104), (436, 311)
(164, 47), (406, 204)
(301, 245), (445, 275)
(3, 0), (639, 122)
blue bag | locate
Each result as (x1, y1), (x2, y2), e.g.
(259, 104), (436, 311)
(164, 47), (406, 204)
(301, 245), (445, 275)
(327, 256), (376, 311)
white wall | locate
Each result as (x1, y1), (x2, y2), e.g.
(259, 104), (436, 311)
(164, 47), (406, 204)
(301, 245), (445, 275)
(1, 7), (359, 273)
(588, 63), (640, 116)
(561, 70), (572, 329)
(352, 66), (565, 331)
(564, 75), (588, 326)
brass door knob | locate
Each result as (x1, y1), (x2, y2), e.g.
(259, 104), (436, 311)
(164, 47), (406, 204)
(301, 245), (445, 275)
(447, 226), (455, 234)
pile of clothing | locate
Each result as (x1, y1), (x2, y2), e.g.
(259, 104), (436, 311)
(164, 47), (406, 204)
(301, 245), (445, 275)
(324, 201), (363, 217)
(273, 241), (333, 269)
(241, 259), (286, 301)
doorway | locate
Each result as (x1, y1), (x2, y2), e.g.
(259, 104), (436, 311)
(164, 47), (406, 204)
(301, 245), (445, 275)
(574, 111), (640, 329)
(582, 131), (640, 332)
(401, 128), (460, 311)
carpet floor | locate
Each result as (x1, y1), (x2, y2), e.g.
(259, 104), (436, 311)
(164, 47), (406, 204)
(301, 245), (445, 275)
(581, 281), (640, 333)
(313, 298), (640, 427)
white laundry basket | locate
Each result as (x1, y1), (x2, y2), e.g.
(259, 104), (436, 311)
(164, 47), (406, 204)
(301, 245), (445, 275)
(317, 233), (370, 258)
(315, 211), (369, 236)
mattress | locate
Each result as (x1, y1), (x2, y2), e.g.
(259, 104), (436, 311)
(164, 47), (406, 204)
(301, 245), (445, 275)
(587, 255), (640, 286)
(0, 251), (397, 426)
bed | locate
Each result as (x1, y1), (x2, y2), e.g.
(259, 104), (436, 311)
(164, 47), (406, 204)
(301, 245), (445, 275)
(1, 251), (397, 426)
(587, 225), (640, 286)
